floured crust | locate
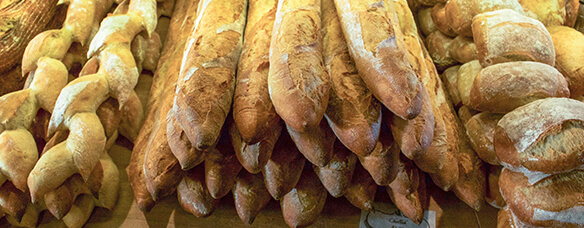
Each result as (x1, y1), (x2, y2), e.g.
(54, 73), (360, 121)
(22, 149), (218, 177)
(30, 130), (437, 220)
(269, 0), (330, 132)
(499, 168), (584, 227)
(431, 3), (456, 37)
(173, 0), (247, 150)
(233, 0), (279, 144)
(445, 0), (524, 37)
(472, 9), (555, 67)
(469, 61), (569, 114)
(322, 0), (381, 157)
(334, 0), (423, 120)
(448, 36), (477, 64)
(495, 98), (584, 173)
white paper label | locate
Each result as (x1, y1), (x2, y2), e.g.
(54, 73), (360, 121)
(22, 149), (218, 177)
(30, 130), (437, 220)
(359, 202), (436, 228)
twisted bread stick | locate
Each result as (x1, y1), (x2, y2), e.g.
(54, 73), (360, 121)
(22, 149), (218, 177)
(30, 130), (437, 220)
(28, 0), (156, 203)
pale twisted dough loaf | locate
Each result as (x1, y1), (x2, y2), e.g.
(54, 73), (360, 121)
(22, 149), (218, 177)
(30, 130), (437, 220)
(27, 0), (157, 203)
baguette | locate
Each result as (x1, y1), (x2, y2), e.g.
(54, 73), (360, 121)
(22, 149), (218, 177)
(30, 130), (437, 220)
(386, 154), (426, 224)
(499, 168), (584, 227)
(431, 3), (457, 37)
(230, 121), (282, 174)
(177, 164), (220, 218)
(344, 163), (377, 211)
(128, 0), (198, 212)
(495, 98), (584, 174)
(334, 0), (423, 120)
(262, 131), (306, 200)
(314, 140), (357, 197)
(392, 0), (437, 162)
(233, 0), (279, 144)
(389, 90), (434, 160)
(418, 7), (438, 37)
(322, 0), (381, 157)
(469, 61), (570, 113)
(472, 9), (555, 67)
(287, 119), (335, 167)
(486, 165), (505, 209)
(233, 171), (272, 225)
(445, 0), (524, 37)
(448, 36), (477, 64)
(204, 123), (243, 199)
(548, 26), (584, 98)
(268, 0), (330, 132)
(172, 0), (247, 150)
(358, 127), (400, 186)
(466, 112), (503, 166)
(281, 167), (327, 228)
(440, 65), (462, 108)
(166, 108), (208, 170)
(452, 113), (486, 212)
(518, 0), (566, 27)
(143, 95), (183, 201)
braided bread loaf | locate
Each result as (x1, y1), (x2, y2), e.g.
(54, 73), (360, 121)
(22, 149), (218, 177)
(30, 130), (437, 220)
(27, 0), (156, 203)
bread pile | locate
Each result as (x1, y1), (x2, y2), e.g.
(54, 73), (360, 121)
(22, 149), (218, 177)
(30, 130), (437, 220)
(127, 0), (491, 226)
(413, 0), (584, 227)
(0, 0), (165, 226)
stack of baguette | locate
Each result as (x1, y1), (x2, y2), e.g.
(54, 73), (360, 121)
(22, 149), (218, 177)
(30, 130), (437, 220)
(0, 0), (166, 226)
(127, 0), (496, 226)
(413, 0), (584, 226)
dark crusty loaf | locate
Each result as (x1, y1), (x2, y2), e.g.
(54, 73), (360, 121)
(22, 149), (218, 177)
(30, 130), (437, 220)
(495, 98), (584, 174)
(313, 140), (357, 198)
(269, 0), (330, 132)
(472, 9), (555, 67)
(233, 171), (272, 225)
(343, 163), (377, 211)
(204, 124), (243, 199)
(469, 61), (570, 113)
(177, 165), (220, 217)
(262, 131), (306, 200)
(334, 0), (424, 120)
(321, 0), (381, 157)
(281, 167), (327, 228)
